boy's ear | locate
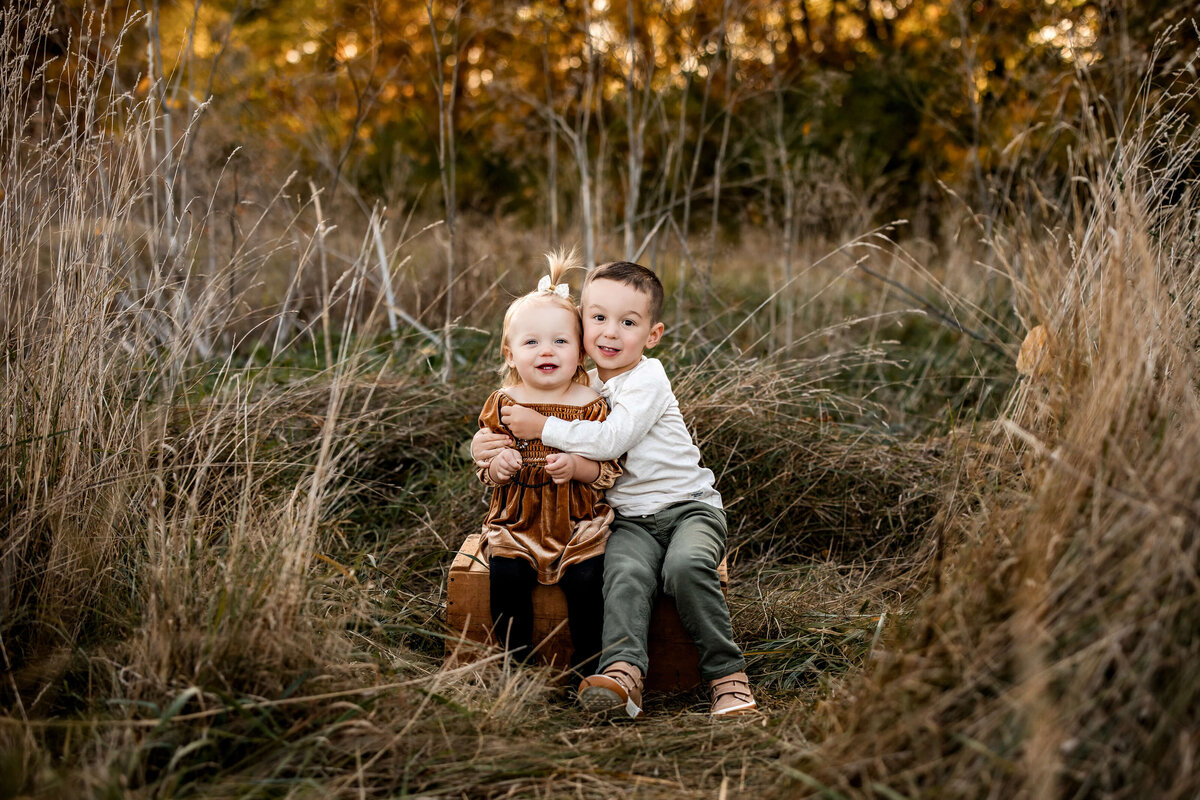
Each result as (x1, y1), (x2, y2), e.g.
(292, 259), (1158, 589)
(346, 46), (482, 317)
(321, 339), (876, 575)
(645, 321), (665, 350)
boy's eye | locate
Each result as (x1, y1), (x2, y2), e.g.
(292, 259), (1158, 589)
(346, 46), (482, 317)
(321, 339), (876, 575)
(591, 314), (604, 322)
(622, 319), (635, 327)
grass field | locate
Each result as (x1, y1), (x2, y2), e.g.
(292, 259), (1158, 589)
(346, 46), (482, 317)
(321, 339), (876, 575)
(3, 6), (1200, 799)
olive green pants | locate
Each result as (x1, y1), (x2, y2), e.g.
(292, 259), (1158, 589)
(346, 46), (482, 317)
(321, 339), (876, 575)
(599, 501), (746, 682)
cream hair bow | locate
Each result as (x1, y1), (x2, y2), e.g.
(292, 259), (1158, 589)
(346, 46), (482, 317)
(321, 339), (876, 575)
(538, 275), (570, 297)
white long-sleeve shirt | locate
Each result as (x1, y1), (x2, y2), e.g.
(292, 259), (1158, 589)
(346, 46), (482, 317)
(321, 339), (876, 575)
(540, 357), (722, 516)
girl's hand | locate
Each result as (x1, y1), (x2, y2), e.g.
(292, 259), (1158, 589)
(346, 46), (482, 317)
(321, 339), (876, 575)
(488, 448), (523, 483)
(501, 404), (548, 439)
(472, 428), (514, 467)
(545, 454), (600, 485)
(544, 452), (576, 484)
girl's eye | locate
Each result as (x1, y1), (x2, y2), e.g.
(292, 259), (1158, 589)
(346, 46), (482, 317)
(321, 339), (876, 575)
(592, 314), (604, 322)
(524, 339), (537, 346)
(555, 338), (568, 345)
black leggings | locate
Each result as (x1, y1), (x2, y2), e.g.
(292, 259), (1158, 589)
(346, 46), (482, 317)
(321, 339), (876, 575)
(489, 554), (604, 674)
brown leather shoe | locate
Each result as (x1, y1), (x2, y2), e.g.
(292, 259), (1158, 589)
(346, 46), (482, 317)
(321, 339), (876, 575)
(577, 661), (643, 718)
(710, 671), (757, 717)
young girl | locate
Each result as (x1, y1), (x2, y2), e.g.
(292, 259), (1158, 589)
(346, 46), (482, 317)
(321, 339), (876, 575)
(476, 251), (619, 676)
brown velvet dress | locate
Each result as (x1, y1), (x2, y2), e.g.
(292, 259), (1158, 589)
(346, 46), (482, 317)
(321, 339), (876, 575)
(477, 390), (620, 585)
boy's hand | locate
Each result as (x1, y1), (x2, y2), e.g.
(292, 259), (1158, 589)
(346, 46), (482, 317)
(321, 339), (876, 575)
(488, 448), (523, 483)
(544, 452), (576, 484)
(472, 427), (514, 467)
(501, 404), (548, 440)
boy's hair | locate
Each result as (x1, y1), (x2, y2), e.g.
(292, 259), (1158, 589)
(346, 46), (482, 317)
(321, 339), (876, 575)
(499, 248), (590, 388)
(583, 261), (665, 323)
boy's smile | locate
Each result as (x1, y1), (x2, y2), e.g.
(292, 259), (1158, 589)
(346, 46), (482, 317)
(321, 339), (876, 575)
(580, 278), (665, 381)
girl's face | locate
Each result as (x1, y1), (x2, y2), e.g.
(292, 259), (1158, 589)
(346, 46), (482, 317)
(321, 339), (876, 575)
(502, 301), (584, 393)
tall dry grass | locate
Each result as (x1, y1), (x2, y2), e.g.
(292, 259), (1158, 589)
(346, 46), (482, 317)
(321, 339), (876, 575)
(778, 33), (1200, 799)
(0, 7), (502, 793)
(0, 1), (438, 713)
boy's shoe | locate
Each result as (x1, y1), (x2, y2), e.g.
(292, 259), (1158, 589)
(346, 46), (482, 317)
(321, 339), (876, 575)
(577, 661), (643, 718)
(710, 671), (757, 717)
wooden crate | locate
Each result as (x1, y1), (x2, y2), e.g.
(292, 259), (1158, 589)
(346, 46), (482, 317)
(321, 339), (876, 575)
(446, 533), (728, 691)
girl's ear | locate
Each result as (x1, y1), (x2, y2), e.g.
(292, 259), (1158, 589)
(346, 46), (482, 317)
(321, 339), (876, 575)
(502, 344), (515, 367)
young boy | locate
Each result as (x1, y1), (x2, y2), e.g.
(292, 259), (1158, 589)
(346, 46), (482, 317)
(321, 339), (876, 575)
(473, 261), (756, 718)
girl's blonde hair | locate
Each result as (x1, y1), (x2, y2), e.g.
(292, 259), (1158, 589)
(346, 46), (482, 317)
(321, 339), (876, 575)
(499, 248), (590, 388)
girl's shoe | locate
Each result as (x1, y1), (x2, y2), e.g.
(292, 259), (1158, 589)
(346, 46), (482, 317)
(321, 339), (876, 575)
(710, 671), (757, 717)
(577, 661), (643, 718)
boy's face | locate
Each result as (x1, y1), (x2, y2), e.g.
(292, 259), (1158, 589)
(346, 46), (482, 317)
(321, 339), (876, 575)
(580, 278), (664, 381)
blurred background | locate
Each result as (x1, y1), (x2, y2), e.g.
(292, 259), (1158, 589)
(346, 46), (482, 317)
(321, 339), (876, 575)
(44, 0), (1192, 231)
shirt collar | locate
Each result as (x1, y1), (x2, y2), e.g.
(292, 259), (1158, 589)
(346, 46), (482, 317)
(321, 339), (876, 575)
(588, 356), (646, 398)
